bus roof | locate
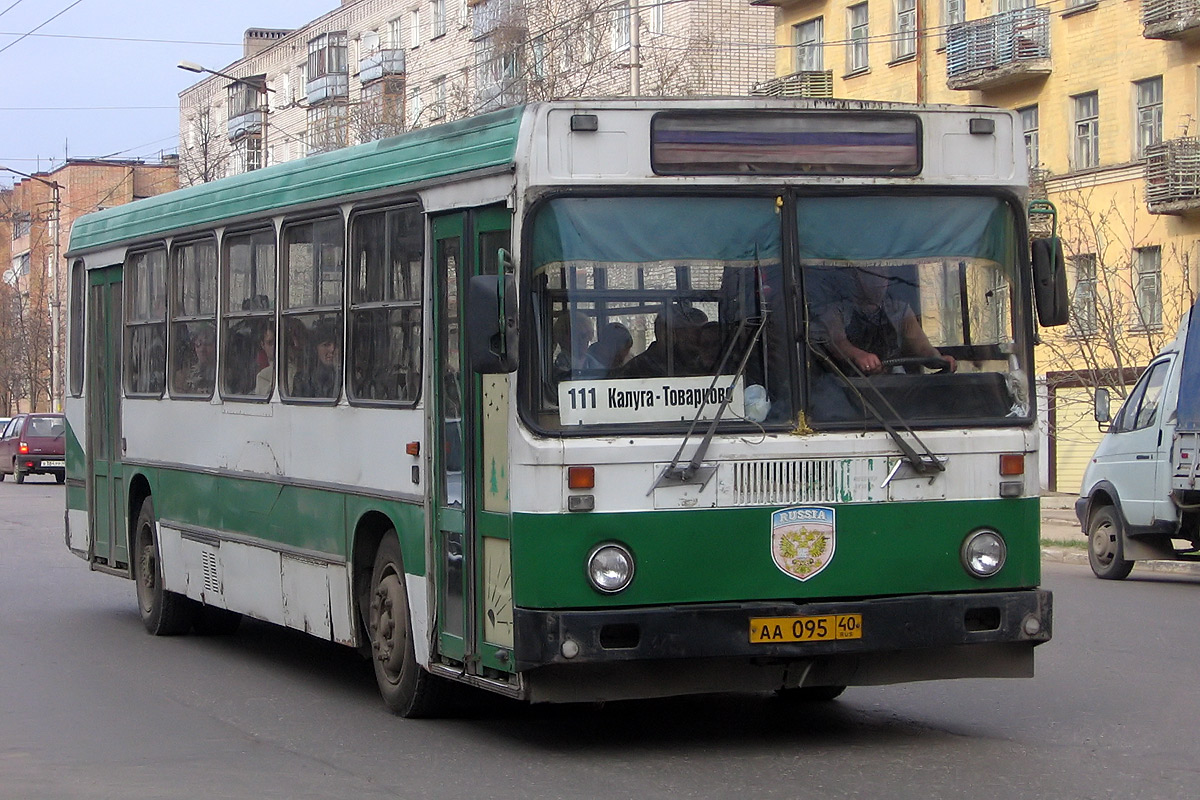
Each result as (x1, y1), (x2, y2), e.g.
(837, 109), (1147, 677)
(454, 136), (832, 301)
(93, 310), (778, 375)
(67, 105), (525, 256)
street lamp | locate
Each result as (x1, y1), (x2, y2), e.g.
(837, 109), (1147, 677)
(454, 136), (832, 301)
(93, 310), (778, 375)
(177, 61), (275, 92)
(0, 165), (62, 412)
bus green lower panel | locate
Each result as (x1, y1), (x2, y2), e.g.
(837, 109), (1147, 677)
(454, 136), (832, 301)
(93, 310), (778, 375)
(510, 498), (1040, 608)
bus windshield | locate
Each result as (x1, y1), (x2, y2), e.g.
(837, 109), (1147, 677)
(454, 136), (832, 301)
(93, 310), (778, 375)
(526, 193), (1030, 433)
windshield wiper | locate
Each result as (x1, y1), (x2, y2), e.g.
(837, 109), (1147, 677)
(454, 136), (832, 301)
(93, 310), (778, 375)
(649, 311), (769, 493)
(811, 348), (946, 476)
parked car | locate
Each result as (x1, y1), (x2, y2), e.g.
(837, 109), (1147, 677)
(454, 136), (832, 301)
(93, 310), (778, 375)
(0, 413), (66, 484)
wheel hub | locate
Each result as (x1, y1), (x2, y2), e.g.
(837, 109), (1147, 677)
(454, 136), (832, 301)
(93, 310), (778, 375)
(370, 573), (407, 678)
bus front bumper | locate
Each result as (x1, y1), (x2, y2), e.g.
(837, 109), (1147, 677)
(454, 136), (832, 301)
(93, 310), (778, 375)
(513, 589), (1052, 671)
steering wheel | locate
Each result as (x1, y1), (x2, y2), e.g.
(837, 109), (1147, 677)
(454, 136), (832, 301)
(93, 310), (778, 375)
(879, 356), (953, 374)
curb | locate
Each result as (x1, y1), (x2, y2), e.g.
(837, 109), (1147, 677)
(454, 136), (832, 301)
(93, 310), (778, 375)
(1041, 546), (1200, 577)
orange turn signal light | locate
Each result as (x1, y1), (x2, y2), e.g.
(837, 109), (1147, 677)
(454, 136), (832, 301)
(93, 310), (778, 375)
(567, 466), (595, 490)
(405, 441), (420, 457)
(999, 454), (1024, 476)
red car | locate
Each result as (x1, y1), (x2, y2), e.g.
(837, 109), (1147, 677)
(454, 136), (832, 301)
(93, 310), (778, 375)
(0, 413), (66, 484)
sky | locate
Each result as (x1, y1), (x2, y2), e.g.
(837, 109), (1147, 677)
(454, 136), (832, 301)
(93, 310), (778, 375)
(0, 0), (336, 186)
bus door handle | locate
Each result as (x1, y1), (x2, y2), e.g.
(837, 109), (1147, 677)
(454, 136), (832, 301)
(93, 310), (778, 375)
(1136, 454), (1152, 460)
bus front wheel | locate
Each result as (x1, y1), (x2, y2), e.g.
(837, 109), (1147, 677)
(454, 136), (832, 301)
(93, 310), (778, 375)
(368, 534), (444, 718)
(1087, 505), (1134, 581)
(134, 497), (198, 635)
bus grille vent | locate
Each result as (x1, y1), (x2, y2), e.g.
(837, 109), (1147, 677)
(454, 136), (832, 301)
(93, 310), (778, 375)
(721, 458), (879, 507)
(201, 549), (220, 595)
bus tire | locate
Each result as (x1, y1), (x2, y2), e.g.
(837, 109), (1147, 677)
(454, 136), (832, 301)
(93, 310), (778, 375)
(134, 497), (198, 635)
(1087, 505), (1134, 581)
(368, 533), (444, 718)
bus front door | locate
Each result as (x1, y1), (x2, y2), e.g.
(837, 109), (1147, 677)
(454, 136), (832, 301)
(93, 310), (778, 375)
(431, 207), (513, 675)
(86, 265), (128, 573)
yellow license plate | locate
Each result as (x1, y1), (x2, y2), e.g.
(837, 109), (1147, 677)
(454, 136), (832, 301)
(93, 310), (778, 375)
(749, 614), (863, 644)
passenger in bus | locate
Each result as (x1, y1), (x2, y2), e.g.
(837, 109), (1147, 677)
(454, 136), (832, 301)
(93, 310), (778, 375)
(817, 267), (956, 375)
(291, 319), (340, 398)
(174, 325), (216, 395)
(552, 311), (594, 379)
(254, 324), (276, 396)
(583, 322), (633, 374)
(618, 305), (707, 378)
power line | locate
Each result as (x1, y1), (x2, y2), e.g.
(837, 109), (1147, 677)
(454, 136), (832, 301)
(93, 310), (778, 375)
(0, 30), (240, 47)
(0, 106), (176, 111)
(0, 0), (87, 56)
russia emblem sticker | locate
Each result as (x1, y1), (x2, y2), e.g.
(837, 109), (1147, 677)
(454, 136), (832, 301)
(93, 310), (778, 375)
(770, 506), (836, 582)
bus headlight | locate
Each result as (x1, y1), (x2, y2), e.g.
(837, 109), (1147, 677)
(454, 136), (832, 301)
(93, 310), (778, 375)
(961, 529), (1006, 578)
(586, 543), (635, 594)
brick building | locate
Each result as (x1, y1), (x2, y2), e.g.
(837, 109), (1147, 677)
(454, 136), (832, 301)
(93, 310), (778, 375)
(757, 0), (1200, 491)
(177, 0), (777, 184)
(3, 159), (178, 412)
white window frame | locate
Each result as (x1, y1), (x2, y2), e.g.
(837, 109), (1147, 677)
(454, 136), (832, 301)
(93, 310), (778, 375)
(794, 17), (824, 73)
(388, 17), (403, 48)
(1019, 105), (1039, 168)
(1073, 91), (1100, 170)
(431, 0), (446, 38)
(1070, 254), (1097, 336)
(847, 3), (870, 74)
(1135, 77), (1163, 160)
(612, 1), (631, 52)
(894, 0), (916, 61)
(410, 8), (421, 48)
(942, 0), (964, 47)
(649, 0), (664, 34)
(1133, 246), (1162, 330)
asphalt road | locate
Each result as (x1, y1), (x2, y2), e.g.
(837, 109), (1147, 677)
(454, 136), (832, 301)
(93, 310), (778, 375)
(2, 479), (1197, 799)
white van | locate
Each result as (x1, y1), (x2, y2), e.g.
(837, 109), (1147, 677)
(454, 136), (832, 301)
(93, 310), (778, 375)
(1075, 300), (1200, 579)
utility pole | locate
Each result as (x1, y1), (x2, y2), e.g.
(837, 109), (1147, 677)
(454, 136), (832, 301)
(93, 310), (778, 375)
(630, 0), (641, 97)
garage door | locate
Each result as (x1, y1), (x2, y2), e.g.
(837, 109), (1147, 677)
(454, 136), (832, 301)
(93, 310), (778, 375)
(1053, 386), (1107, 494)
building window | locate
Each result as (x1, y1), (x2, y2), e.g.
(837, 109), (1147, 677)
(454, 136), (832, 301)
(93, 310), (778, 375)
(1135, 77), (1163, 160)
(431, 76), (447, 119)
(649, 0), (664, 33)
(1019, 104), (1039, 168)
(794, 17), (824, 72)
(388, 17), (403, 47)
(307, 32), (347, 80)
(232, 135), (264, 173)
(307, 104), (348, 153)
(612, 1), (631, 51)
(220, 228), (276, 399)
(348, 204), (423, 404)
(1133, 246), (1162, 329)
(124, 248), (167, 396)
(12, 212), (30, 240)
(361, 78), (407, 141)
(847, 3), (869, 74)
(410, 87), (423, 126)
(1070, 254), (1097, 336)
(942, 0), (964, 47)
(894, 0), (916, 61)
(1072, 91), (1099, 170)
(531, 35), (547, 80)
(410, 9), (421, 47)
(281, 216), (345, 402)
(431, 0), (446, 38)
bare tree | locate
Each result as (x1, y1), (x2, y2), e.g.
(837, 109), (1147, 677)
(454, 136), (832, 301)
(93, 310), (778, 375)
(1038, 185), (1194, 424)
(178, 102), (232, 187)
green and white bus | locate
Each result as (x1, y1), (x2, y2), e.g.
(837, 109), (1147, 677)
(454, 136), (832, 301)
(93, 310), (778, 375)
(64, 99), (1063, 715)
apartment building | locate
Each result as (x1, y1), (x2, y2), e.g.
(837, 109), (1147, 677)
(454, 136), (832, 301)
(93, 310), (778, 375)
(2, 160), (178, 412)
(758, 0), (1200, 491)
(177, 0), (776, 184)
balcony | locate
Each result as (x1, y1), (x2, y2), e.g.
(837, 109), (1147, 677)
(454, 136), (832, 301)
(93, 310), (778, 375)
(307, 73), (349, 106)
(1142, 0), (1200, 39)
(227, 109), (265, 140)
(359, 48), (405, 84)
(946, 8), (1051, 91)
(1146, 138), (1200, 215)
(750, 71), (835, 99)
(472, 0), (527, 39)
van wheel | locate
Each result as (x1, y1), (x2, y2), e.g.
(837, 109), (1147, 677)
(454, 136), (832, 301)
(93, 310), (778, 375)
(134, 497), (198, 634)
(367, 533), (444, 717)
(1087, 505), (1134, 580)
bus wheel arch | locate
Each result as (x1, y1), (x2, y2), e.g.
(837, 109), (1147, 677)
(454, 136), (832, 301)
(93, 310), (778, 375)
(366, 532), (444, 717)
(132, 493), (198, 634)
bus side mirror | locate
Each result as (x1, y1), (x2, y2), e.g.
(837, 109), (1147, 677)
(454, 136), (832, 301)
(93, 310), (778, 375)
(1094, 387), (1111, 424)
(1031, 237), (1069, 327)
(466, 272), (518, 374)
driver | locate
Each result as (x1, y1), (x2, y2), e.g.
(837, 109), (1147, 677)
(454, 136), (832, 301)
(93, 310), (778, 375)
(818, 267), (956, 375)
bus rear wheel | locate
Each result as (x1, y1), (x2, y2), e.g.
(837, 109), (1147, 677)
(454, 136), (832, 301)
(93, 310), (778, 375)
(134, 497), (198, 635)
(368, 534), (443, 718)
(1087, 505), (1134, 581)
